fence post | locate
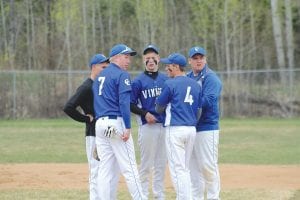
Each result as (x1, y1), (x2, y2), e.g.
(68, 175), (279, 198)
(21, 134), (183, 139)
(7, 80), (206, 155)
(12, 71), (16, 119)
(68, 70), (72, 98)
(289, 70), (294, 116)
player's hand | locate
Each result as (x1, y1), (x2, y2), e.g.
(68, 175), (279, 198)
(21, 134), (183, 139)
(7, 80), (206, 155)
(145, 112), (157, 124)
(121, 129), (131, 142)
(86, 114), (94, 123)
(93, 146), (100, 161)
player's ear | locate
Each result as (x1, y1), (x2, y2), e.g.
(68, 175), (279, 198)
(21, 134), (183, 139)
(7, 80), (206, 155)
(157, 55), (160, 62)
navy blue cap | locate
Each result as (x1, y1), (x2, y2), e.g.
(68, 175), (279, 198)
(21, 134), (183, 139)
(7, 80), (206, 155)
(189, 46), (206, 58)
(109, 44), (136, 57)
(89, 54), (109, 68)
(160, 53), (187, 67)
(143, 44), (159, 55)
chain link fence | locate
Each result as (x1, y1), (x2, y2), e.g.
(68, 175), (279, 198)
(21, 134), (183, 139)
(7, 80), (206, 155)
(0, 69), (299, 119)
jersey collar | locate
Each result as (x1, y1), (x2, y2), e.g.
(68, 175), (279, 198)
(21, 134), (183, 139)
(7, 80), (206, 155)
(144, 70), (158, 79)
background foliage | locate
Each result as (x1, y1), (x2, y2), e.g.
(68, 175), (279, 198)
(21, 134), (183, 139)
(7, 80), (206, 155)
(0, 0), (299, 71)
(0, 0), (299, 118)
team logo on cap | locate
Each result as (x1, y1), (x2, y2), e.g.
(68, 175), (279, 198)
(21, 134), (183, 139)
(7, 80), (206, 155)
(195, 47), (199, 51)
(121, 46), (130, 54)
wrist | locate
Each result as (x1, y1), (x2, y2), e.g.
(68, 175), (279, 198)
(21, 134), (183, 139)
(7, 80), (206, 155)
(142, 111), (148, 117)
(85, 115), (90, 123)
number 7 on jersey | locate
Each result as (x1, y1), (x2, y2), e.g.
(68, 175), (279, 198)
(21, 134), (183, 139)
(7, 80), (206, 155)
(98, 77), (106, 95)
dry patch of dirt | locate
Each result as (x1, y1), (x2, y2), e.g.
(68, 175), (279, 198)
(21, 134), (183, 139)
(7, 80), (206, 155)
(0, 164), (299, 190)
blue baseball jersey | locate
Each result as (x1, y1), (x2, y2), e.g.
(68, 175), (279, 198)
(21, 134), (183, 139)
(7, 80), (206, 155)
(131, 72), (168, 125)
(156, 76), (201, 126)
(187, 65), (222, 131)
(93, 63), (132, 128)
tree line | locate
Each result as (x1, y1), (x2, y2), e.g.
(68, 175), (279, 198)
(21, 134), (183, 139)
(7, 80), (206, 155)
(0, 0), (299, 74)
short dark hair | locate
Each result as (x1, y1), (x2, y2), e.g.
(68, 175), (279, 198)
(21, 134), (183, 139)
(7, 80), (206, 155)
(179, 66), (185, 72)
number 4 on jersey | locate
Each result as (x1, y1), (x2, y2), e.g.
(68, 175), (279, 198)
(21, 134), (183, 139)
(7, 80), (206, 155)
(98, 77), (105, 95)
(184, 86), (194, 105)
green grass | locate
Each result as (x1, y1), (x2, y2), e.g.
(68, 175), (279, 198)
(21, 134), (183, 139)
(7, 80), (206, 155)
(0, 118), (299, 200)
(0, 119), (87, 163)
(219, 118), (300, 164)
(0, 189), (88, 200)
(1, 118), (299, 164)
(0, 188), (296, 200)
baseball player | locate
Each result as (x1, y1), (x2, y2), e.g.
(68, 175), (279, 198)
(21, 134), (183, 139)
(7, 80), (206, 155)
(187, 46), (222, 200)
(130, 44), (168, 199)
(155, 53), (202, 200)
(63, 53), (109, 200)
(92, 44), (146, 200)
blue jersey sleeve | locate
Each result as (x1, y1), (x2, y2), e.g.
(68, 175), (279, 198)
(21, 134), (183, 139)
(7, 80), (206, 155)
(198, 88), (203, 108)
(120, 91), (131, 129)
(156, 83), (171, 107)
(119, 72), (132, 93)
(201, 75), (222, 109)
(119, 72), (132, 129)
(130, 79), (141, 104)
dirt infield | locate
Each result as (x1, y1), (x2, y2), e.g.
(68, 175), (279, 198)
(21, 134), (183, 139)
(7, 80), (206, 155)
(0, 164), (299, 190)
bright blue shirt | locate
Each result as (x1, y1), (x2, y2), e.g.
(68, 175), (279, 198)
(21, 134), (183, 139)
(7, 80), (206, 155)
(131, 72), (168, 125)
(187, 65), (222, 131)
(156, 75), (201, 126)
(93, 63), (132, 128)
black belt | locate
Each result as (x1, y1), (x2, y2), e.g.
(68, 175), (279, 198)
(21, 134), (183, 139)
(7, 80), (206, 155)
(101, 115), (118, 119)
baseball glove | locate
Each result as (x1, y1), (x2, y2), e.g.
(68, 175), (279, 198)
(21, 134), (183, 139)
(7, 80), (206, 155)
(103, 126), (117, 138)
(93, 147), (100, 161)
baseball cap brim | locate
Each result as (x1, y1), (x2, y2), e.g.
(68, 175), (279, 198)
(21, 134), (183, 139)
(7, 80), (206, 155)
(160, 58), (172, 64)
(109, 49), (136, 57)
(100, 57), (109, 63)
(160, 53), (187, 66)
(89, 54), (109, 68)
(124, 51), (137, 56)
(190, 52), (205, 57)
(143, 45), (159, 55)
(109, 44), (137, 57)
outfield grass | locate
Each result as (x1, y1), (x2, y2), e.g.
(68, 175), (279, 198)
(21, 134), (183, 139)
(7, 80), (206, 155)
(0, 119), (87, 163)
(219, 118), (300, 164)
(0, 118), (299, 200)
(0, 118), (299, 164)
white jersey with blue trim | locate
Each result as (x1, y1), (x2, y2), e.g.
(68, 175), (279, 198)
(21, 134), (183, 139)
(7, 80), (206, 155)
(93, 63), (131, 120)
(131, 72), (168, 125)
(156, 76), (201, 126)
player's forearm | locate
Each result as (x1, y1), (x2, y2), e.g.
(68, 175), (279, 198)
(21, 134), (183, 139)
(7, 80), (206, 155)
(130, 103), (148, 116)
(63, 104), (89, 123)
(120, 93), (131, 129)
(120, 108), (131, 129)
(202, 77), (221, 109)
(202, 95), (217, 109)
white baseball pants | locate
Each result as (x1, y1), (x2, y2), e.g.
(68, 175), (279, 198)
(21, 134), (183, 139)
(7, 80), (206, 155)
(95, 116), (146, 200)
(138, 123), (167, 199)
(190, 130), (220, 200)
(86, 136), (100, 200)
(165, 126), (196, 200)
